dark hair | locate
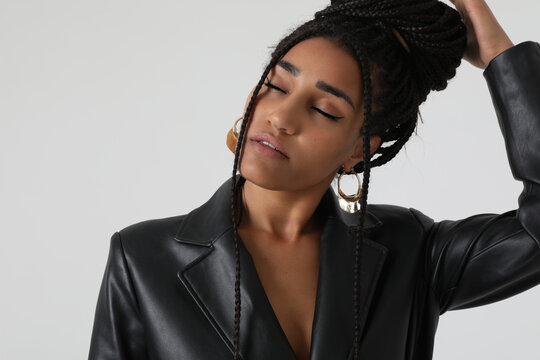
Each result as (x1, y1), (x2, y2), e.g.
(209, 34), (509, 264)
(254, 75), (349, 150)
(230, 0), (466, 358)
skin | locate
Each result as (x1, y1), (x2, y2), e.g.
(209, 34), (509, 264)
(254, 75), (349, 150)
(237, 37), (380, 360)
(235, 1), (513, 358)
(450, 0), (514, 69)
(239, 37), (381, 240)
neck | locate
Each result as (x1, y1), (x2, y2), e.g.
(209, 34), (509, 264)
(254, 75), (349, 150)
(239, 176), (334, 242)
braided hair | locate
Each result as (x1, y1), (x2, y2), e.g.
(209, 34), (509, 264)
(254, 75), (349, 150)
(229, 0), (466, 358)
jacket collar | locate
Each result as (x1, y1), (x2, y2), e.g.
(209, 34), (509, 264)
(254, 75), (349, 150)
(174, 175), (387, 359)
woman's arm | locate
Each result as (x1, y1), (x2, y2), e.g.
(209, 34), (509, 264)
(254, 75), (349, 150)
(411, 40), (540, 314)
(449, 0), (514, 69)
(88, 232), (149, 359)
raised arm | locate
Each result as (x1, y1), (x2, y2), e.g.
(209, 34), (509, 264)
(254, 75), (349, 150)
(411, 40), (540, 314)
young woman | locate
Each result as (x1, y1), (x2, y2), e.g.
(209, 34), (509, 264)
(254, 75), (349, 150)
(89, 0), (540, 359)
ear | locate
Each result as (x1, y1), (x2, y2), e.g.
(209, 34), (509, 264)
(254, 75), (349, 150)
(343, 135), (382, 172)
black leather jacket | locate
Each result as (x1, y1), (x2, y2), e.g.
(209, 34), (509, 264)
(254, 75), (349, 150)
(89, 41), (540, 360)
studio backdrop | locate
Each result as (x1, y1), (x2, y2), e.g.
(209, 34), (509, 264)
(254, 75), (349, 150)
(0, 0), (539, 359)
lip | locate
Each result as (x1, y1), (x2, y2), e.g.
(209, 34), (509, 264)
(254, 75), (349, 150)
(249, 133), (289, 159)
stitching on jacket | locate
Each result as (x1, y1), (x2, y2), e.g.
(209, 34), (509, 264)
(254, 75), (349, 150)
(176, 270), (238, 358)
(115, 231), (151, 357)
(469, 228), (526, 261)
(407, 208), (442, 304)
(117, 231), (144, 317)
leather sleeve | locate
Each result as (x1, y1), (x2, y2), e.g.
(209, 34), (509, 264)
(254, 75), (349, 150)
(410, 41), (540, 315)
(88, 232), (149, 359)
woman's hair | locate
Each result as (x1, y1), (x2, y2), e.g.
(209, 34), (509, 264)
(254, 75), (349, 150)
(230, 0), (466, 358)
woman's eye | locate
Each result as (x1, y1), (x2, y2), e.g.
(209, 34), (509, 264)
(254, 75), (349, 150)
(264, 80), (287, 94)
(312, 107), (344, 121)
(263, 80), (342, 121)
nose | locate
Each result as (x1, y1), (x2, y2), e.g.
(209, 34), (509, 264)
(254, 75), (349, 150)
(267, 101), (300, 135)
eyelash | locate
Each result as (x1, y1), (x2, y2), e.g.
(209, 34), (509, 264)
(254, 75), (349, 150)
(263, 80), (344, 121)
(264, 80), (286, 94)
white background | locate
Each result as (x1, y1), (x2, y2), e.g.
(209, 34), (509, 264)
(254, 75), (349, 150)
(1, 0), (539, 359)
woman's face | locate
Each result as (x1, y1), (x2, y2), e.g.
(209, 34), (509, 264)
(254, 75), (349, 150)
(239, 37), (381, 192)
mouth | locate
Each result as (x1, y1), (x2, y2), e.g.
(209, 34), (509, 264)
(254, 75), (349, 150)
(250, 134), (289, 159)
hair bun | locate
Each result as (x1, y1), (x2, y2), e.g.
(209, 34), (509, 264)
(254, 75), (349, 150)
(318, 0), (466, 100)
(398, 1), (467, 100)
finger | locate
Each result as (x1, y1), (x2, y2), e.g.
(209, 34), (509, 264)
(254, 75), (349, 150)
(447, 0), (468, 24)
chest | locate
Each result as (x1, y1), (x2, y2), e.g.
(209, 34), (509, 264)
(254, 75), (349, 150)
(167, 211), (433, 359)
(239, 231), (321, 360)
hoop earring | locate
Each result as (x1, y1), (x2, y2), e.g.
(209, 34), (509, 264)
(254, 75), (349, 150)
(337, 167), (362, 213)
(226, 117), (243, 153)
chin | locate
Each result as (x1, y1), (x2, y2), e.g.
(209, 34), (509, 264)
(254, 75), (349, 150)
(239, 164), (293, 192)
(240, 163), (334, 194)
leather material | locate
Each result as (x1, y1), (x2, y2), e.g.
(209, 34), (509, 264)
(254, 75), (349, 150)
(89, 41), (540, 360)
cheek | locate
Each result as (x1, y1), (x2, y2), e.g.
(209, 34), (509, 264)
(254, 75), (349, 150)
(300, 131), (353, 167)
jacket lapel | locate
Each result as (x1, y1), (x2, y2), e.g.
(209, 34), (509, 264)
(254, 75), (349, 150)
(309, 192), (388, 359)
(174, 176), (387, 359)
(178, 227), (297, 360)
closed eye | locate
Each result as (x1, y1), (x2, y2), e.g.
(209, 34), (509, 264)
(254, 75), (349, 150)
(264, 79), (343, 121)
(312, 107), (343, 121)
(264, 80), (286, 94)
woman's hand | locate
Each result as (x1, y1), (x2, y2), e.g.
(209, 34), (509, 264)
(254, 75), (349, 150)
(449, 0), (514, 69)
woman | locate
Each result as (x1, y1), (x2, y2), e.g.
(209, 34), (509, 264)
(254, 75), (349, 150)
(88, 0), (540, 359)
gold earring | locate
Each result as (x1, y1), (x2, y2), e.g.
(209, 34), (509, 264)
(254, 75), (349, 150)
(226, 117), (243, 153)
(337, 167), (362, 213)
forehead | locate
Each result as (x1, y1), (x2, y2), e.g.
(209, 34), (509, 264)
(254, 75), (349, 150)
(280, 37), (363, 106)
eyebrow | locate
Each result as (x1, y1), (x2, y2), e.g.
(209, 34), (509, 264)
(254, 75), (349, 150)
(316, 81), (355, 110)
(277, 60), (300, 76)
(277, 59), (356, 110)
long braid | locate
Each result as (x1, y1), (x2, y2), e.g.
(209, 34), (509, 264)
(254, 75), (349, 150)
(230, 27), (321, 360)
(229, 0), (466, 358)
(230, 52), (285, 360)
(352, 46), (373, 360)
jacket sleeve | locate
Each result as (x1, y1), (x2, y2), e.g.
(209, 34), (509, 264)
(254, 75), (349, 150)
(410, 41), (540, 315)
(88, 232), (149, 359)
